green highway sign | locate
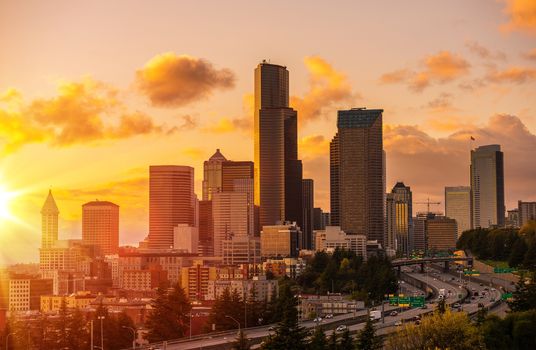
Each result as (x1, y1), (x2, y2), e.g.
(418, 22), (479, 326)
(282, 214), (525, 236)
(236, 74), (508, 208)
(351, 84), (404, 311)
(398, 296), (410, 307)
(463, 269), (480, 276)
(410, 296), (425, 308)
(494, 267), (516, 274)
(389, 295), (398, 306)
(501, 293), (513, 301)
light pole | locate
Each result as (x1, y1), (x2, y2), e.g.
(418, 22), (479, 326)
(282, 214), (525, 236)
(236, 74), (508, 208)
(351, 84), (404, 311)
(121, 326), (136, 350)
(97, 316), (105, 350)
(225, 315), (241, 333)
(6, 332), (15, 350)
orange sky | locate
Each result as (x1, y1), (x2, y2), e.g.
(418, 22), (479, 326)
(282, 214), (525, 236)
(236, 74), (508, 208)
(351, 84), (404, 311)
(1, 0), (536, 265)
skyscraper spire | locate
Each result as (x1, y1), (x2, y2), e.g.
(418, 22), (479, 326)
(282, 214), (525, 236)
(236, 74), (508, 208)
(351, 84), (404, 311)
(41, 190), (59, 248)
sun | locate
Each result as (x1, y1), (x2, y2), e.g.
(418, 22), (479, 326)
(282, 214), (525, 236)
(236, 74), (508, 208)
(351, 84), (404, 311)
(0, 185), (17, 220)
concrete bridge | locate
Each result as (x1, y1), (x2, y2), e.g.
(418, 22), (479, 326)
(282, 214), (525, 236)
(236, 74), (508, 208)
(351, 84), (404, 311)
(391, 256), (473, 276)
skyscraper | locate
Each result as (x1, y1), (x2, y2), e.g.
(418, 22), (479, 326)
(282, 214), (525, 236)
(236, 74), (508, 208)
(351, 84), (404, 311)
(329, 134), (340, 226)
(518, 201), (536, 227)
(470, 145), (505, 228)
(301, 179), (314, 250)
(202, 149), (227, 201)
(385, 182), (412, 255)
(41, 190), (59, 249)
(212, 192), (250, 257)
(331, 108), (384, 244)
(221, 161), (254, 192)
(254, 61), (302, 228)
(149, 165), (195, 249)
(445, 186), (472, 237)
(198, 200), (214, 255)
(82, 200), (119, 256)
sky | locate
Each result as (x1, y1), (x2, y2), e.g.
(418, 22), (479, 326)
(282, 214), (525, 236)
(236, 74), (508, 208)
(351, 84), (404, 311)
(1, 0), (535, 265)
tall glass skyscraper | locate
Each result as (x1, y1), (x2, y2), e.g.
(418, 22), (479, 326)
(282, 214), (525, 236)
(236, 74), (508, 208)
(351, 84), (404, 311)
(331, 108), (384, 244)
(470, 145), (505, 228)
(254, 61), (302, 228)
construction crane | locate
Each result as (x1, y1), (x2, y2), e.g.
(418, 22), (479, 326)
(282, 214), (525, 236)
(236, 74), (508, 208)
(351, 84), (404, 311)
(415, 198), (441, 213)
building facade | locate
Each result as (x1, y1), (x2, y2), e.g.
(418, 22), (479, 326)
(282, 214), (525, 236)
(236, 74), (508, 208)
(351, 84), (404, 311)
(470, 145), (505, 228)
(149, 165), (195, 249)
(445, 186), (472, 238)
(82, 200), (119, 256)
(202, 149), (227, 200)
(260, 223), (300, 258)
(518, 201), (536, 227)
(301, 179), (314, 250)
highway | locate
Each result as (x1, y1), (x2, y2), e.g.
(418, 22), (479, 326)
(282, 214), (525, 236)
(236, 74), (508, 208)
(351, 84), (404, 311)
(139, 263), (508, 350)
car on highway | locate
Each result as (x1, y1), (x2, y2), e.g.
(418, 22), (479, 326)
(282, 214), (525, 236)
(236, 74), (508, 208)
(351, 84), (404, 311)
(336, 325), (347, 332)
(268, 326), (275, 331)
(452, 303), (461, 308)
(313, 317), (323, 323)
(325, 314), (333, 319)
(394, 320), (403, 326)
(390, 311), (398, 316)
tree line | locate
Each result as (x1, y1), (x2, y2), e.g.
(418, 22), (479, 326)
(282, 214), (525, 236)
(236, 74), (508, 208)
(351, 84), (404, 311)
(457, 221), (536, 269)
(0, 300), (135, 350)
(296, 249), (398, 304)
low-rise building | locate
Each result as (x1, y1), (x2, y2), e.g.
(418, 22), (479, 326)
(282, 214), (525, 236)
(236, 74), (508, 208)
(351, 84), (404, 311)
(206, 275), (278, 302)
(314, 226), (367, 259)
(260, 222), (300, 258)
(40, 291), (97, 312)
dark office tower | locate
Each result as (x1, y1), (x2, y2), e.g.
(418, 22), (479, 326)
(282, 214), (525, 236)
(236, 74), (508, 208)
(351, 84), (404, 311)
(149, 165), (195, 249)
(221, 161), (254, 192)
(301, 179), (314, 250)
(330, 133), (340, 226)
(386, 182), (413, 256)
(198, 200), (214, 255)
(313, 208), (325, 230)
(334, 108), (384, 244)
(202, 149), (227, 201)
(254, 61), (302, 228)
(471, 145), (505, 228)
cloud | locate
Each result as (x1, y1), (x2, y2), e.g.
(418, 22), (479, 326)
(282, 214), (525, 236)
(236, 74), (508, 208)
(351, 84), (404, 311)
(0, 78), (168, 154)
(424, 115), (478, 132)
(384, 114), (536, 208)
(486, 66), (536, 84)
(524, 48), (536, 60)
(381, 51), (470, 92)
(182, 147), (205, 159)
(290, 56), (357, 123)
(426, 93), (454, 112)
(299, 134), (330, 157)
(500, 0), (536, 35)
(465, 40), (507, 61)
(179, 115), (197, 130)
(136, 53), (235, 107)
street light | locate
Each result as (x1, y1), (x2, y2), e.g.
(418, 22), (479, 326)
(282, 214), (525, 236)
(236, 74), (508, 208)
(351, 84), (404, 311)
(225, 315), (241, 333)
(121, 326), (136, 350)
(97, 316), (105, 350)
(6, 332), (15, 350)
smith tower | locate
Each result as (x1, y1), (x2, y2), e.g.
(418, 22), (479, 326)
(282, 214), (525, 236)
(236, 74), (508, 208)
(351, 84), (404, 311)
(41, 190), (59, 248)
(254, 61), (302, 228)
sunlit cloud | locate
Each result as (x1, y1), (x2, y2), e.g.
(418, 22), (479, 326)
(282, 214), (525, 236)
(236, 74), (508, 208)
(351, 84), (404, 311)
(182, 147), (206, 160)
(500, 0), (536, 35)
(380, 51), (471, 92)
(424, 115), (478, 132)
(524, 48), (536, 60)
(291, 56), (357, 123)
(136, 53), (235, 107)
(299, 134), (330, 157)
(486, 66), (536, 84)
(465, 40), (507, 61)
(0, 78), (169, 154)
(425, 92), (457, 113)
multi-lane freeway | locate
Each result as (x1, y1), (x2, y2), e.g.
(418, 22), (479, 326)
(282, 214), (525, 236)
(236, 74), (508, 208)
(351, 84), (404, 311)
(139, 262), (508, 350)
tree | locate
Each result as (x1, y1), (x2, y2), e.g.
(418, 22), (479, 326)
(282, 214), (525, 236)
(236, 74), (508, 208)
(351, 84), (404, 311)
(508, 271), (536, 312)
(232, 330), (251, 350)
(385, 310), (483, 350)
(67, 308), (89, 350)
(480, 310), (536, 350)
(509, 238), (528, 268)
(145, 283), (191, 342)
(309, 327), (327, 350)
(338, 329), (353, 350)
(260, 284), (308, 350)
(327, 330), (338, 350)
(355, 315), (381, 350)
(437, 298), (446, 314)
(206, 287), (245, 331)
(522, 239), (536, 270)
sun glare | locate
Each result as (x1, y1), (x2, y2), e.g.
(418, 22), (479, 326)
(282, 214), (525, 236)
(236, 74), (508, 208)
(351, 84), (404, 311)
(0, 185), (16, 220)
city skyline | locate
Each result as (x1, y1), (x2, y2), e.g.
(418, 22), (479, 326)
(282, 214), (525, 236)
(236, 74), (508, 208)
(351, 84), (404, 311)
(2, 0), (536, 265)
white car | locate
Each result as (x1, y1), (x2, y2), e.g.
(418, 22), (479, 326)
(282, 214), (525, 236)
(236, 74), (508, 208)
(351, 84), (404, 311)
(336, 325), (347, 332)
(325, 314), (333, 319)
(313, 317), (323, 322)
(390, 311), (398, 316)
(394, 320), (403, 326)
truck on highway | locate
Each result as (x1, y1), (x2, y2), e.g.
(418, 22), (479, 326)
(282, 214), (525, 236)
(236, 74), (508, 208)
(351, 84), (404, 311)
(439, 288), (446, 297)
(370, 310), (382, 321)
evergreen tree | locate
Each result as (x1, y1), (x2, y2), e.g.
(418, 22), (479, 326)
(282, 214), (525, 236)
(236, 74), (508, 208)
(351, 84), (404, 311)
(437, 298), (446, 314)
(509, 238), (528, 268)
(338, 329), (353, 350)
(475, 306), (488, 326)
(355, 314), (381, 350)
(508, 271), (536, 312)
(327, 330), (338, 350)
(145, 283), (191, 342)
(67, 308), (89, 350)
(522, 239), (536, 270)
(309, 327), (327, 350)
(260, 283), (308, 350)
(207, 287), (244, 331)
(231, 330), (251, 350)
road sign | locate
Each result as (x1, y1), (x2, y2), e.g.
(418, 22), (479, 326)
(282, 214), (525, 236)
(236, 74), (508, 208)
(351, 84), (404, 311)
(398, 296), (410, 307)
(410, 296), (425, 308)
(494, 267), (516, 274)
(463, 269), (480, 276)
(501, 293), (513, 301)
(389, 295), (398, 306)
